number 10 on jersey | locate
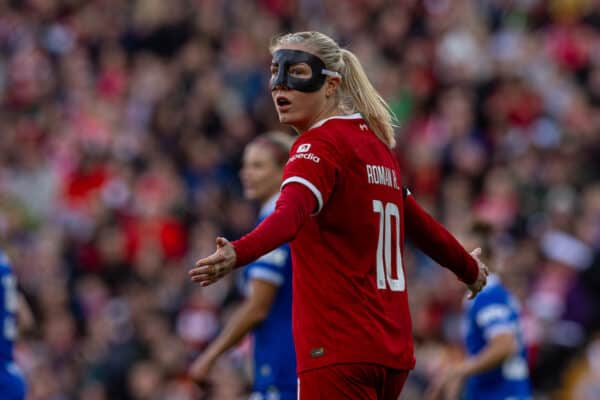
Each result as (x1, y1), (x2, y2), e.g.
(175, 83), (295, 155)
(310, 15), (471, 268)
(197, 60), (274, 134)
(373, 200), (405, 292)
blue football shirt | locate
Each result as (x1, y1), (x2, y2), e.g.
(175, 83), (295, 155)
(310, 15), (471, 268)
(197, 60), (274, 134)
(0, 250), (26, 400)
(463, 274), (531, 400)
(241, 196), (297, 398)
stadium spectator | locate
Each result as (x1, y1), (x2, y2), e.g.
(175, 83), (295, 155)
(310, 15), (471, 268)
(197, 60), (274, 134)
(0, 1), (598, 398)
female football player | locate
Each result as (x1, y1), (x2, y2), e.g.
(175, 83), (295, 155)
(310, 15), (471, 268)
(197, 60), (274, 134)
(190, 31), (488, 400)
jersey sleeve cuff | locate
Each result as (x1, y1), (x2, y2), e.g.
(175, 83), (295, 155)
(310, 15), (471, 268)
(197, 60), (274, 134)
(248, 267), (284, 286)
(281, 176), (324, 214)
(485, 323), (517, 340)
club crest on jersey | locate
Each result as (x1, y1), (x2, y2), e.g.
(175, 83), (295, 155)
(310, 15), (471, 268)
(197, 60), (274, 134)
(297, 143), (311, 153)
(310, 347), (325, 358)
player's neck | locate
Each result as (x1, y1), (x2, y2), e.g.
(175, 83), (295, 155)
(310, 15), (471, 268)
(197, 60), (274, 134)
(303, 106), (346, 132)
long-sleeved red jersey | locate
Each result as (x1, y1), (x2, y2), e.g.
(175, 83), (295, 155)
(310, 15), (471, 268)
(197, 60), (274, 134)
(233, 114), (478, 373)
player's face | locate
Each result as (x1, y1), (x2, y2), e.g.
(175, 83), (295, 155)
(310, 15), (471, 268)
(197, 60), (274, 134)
(240, 144), (282, 203)
(270, 45), (335, 132)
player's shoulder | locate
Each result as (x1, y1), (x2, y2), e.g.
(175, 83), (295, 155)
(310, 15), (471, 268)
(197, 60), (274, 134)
(309, 112), (364, 131)
(250, 244), (291, 269)
(305, 113), (365, 141)
(246, 244), (291, 286)
(293, 114), (368, 161)
(0, 251), (11, 273)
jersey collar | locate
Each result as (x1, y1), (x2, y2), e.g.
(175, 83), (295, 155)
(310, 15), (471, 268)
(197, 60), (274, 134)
(309, 113), (362, 130)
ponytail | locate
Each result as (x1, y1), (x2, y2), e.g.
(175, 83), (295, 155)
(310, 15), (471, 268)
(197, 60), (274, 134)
(339, 49), (397, 148)
(272, 32), (397, 148)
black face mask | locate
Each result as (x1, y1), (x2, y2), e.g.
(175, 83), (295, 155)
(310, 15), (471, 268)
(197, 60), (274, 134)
(270, 49), (341, 93)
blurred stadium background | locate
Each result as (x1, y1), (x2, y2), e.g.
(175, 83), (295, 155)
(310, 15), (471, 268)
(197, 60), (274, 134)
(1, 0), (599, 399)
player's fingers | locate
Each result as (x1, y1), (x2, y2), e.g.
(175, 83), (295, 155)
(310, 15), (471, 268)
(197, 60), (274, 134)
(189, 263), (220, 281)
(190, 273), (213, 284)
(189, 361), (210, 380)
(192, 260), (231, 281)
(193, 253), (225, 269)
(190, 274), (211, 284)
(189, 367), (202, 381)
(468, 280), (484, 300)
(189, 266), (212, 278)
(189, 370), (211, 389)
(470, 247), (482, 258)
(468, 283), (481, 300)
(197, 253), (226, 267)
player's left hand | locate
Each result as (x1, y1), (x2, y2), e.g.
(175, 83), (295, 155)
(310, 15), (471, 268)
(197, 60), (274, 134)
(466, 247), (489, 300)
(189, 237), (236, 286)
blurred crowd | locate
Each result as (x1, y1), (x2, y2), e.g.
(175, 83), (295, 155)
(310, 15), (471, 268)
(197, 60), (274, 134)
(0, 0), (599, 399)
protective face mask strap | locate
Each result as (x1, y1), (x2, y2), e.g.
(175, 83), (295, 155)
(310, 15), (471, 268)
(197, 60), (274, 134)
(322, 69), (342, 79)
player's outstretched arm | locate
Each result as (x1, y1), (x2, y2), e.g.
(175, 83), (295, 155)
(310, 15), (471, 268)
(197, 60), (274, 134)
(190, 183), (315, 287)
(403, 193), (488, 294)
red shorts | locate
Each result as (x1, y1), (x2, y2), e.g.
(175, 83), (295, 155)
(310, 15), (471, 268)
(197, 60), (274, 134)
(298, 363), (409, 400)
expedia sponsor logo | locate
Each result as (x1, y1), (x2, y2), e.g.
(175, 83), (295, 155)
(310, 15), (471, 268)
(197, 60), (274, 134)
(288, 152), (320, 163)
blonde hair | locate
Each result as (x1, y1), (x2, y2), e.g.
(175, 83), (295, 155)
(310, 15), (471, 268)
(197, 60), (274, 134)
(270, 31), (397, 148)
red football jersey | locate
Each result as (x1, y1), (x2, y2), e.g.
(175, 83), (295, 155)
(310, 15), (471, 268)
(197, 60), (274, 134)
(281, 114), (415, 373)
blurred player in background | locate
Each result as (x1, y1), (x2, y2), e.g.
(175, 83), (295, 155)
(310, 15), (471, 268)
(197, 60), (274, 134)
(0, 250), (33, 400)
(190, 31), (488, 399)
(427, 222), (531, 400)
(189, 132), (297, 399)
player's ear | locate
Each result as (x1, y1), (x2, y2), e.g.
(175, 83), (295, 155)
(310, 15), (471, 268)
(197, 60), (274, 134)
(325, 76), (341, 98)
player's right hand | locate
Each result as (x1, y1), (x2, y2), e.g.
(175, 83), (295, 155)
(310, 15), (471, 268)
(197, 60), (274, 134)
(189, 353), (214, 385)
(466, 247), (489, 300)
(189, 237), (237, 286)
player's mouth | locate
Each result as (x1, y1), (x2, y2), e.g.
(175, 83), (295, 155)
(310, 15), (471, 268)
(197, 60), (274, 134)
(275, 95), (292, 112)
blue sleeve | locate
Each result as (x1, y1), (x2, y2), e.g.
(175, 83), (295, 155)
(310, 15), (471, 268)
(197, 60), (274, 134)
(472, 289), (518, 340)
(0, 251), (12, 275)
(246, 243), (291, 286)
